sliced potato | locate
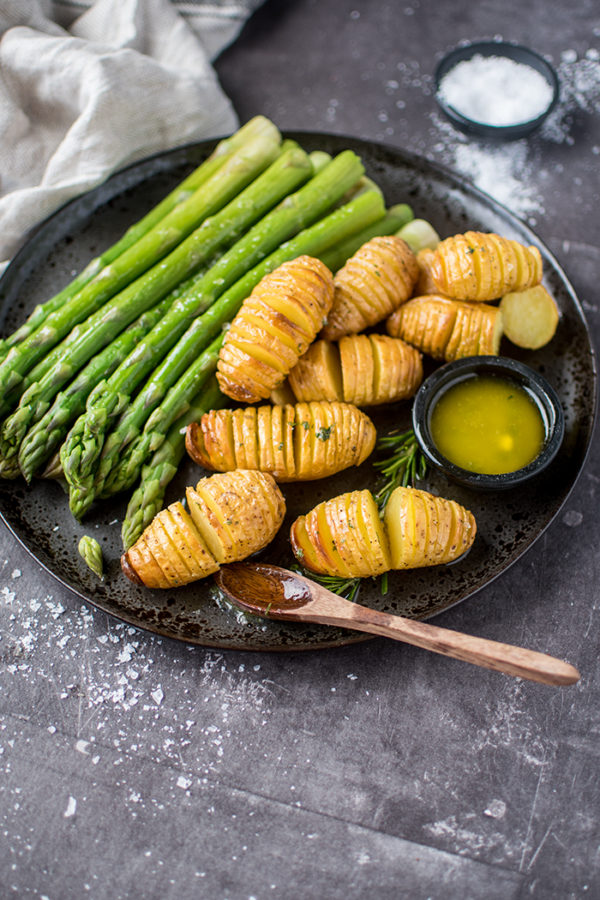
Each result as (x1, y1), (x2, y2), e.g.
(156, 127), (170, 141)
(322, 235), (419, 339)
(387, 295), (502, 361)
(217, 256), (334, 402)
(384, 486), (476, 570)
(187, 401), (376, 482)
(121, 502), (219, 589)
(291, 490), (390, 577)
(288, 335), (422, 407)
(429, 231), (543, 301)
(122, 471), (285, 588)
(188, 470), (285, 565)
(499, 285), (559, 349)
(290, 487), (474, 578)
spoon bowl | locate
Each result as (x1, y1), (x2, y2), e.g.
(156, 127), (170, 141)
(215, 563), (580, 686)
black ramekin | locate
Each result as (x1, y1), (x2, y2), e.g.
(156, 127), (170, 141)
(412, 356), (565, 490)
(434, 41), (560, 140)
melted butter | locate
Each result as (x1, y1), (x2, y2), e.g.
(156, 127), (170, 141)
(430, 374), (545, 475)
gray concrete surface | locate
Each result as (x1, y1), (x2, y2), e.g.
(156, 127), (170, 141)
(1, 1), (599, 897)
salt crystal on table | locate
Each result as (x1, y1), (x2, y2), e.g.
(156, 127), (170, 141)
(438, 54), (554, 126)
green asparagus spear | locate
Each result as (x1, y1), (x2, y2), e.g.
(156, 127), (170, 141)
(0, 143), (311, 467)
(68, 334), (223, 516)
(102, 189), (387, 501)
(61, 151), (367, 512)
(78, 535), (104, 580)
(121, 378), (225, 550)
(15, 295), (178, 481)
(0, 117), (279, 361)
(0, 128), (282, 410)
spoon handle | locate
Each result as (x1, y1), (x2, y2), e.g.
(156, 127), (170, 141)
(309, 591), (579, 685)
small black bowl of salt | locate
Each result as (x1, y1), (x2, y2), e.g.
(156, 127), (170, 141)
(435, 41), (559, 140)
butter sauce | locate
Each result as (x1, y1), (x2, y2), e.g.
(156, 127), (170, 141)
(430, 374), (545, 475)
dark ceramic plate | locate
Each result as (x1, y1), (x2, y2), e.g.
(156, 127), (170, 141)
(0, 134), (595, 650)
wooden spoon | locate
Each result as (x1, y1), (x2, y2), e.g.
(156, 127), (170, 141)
(214, 563), (580, 686)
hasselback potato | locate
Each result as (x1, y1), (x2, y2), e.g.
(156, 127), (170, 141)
(288, 334), (423, 406)
(122, 470), (285, 589)
(217, 255), (334, 403)
(321, 235), (419, 339)
(384, 486), (476, 570)
(386, 295), (503, 361)
(186, 401), (376, 481)
(290, 486), (476, 577)
(428, 231), (543, 301)
(291, 489), (391, 577)
(415, 248), (443, 295)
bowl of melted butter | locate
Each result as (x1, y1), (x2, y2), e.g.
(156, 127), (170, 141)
(412, 356), (565, 490)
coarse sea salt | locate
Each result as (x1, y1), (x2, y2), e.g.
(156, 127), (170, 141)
(438, 54), (554, 126)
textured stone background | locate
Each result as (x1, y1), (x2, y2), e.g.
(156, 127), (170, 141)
(1, 1), (599, 898)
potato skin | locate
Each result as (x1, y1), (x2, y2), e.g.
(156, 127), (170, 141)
(322, 235), (419, 339)
(122, 501), (219, 589)
(217, 256), (334, 403)
(387, 295), (503, 361)
(186, 401), (376, 481)
(291, 490), (391, 577)
(288, 334), (422, 407)
(429, 231), (543, 301)
(290, 486), (476, 578)
(122, 470), (285, 589)
(187, 469), (285, 564)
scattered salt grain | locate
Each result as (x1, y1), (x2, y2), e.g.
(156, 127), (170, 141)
(151, 686), (164, 706)
(438, 54), (554, 126)
(63, 796), (77, 818)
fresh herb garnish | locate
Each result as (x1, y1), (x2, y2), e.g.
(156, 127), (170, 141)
(315, 425), (333, 442)
(374, 427), (427, 512)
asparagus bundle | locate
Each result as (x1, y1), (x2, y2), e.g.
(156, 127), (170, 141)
(121, 379), (225, 551)
(15, 295), (176, 481)
(61, 151), (367, 516)
(0, 142), (312, 469)
(0, 126), (282, 410)
(0, 116), (278, 362)
(104, 189), (387, 502)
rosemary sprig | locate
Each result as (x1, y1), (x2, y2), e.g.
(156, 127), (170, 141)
(291, 565), (362, 603)
(374, 427), (427, 512)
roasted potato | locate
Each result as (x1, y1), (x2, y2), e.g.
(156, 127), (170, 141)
(122, 470), (285, 589)
(428, 231), (543, 301)
(288, 334), (423, 407)
(384, 486), (476, 570)
(290, 486), (476, 578)
(415, 248), (444, 295)
(291, 490), (391, 577)
(186, 401), (376, 481)
(321, 235), (419, 339)
(217, 255), (334, 403)
(499, 285), (559, 349)
(387, 295), (503, 361)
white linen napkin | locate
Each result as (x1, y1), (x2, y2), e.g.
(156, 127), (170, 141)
(0, 0), (261, 271)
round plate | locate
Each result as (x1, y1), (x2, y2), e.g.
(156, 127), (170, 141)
(0, 133), (596, 650)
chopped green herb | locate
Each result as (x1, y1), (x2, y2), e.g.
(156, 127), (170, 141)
(315, 425), (333, 441)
